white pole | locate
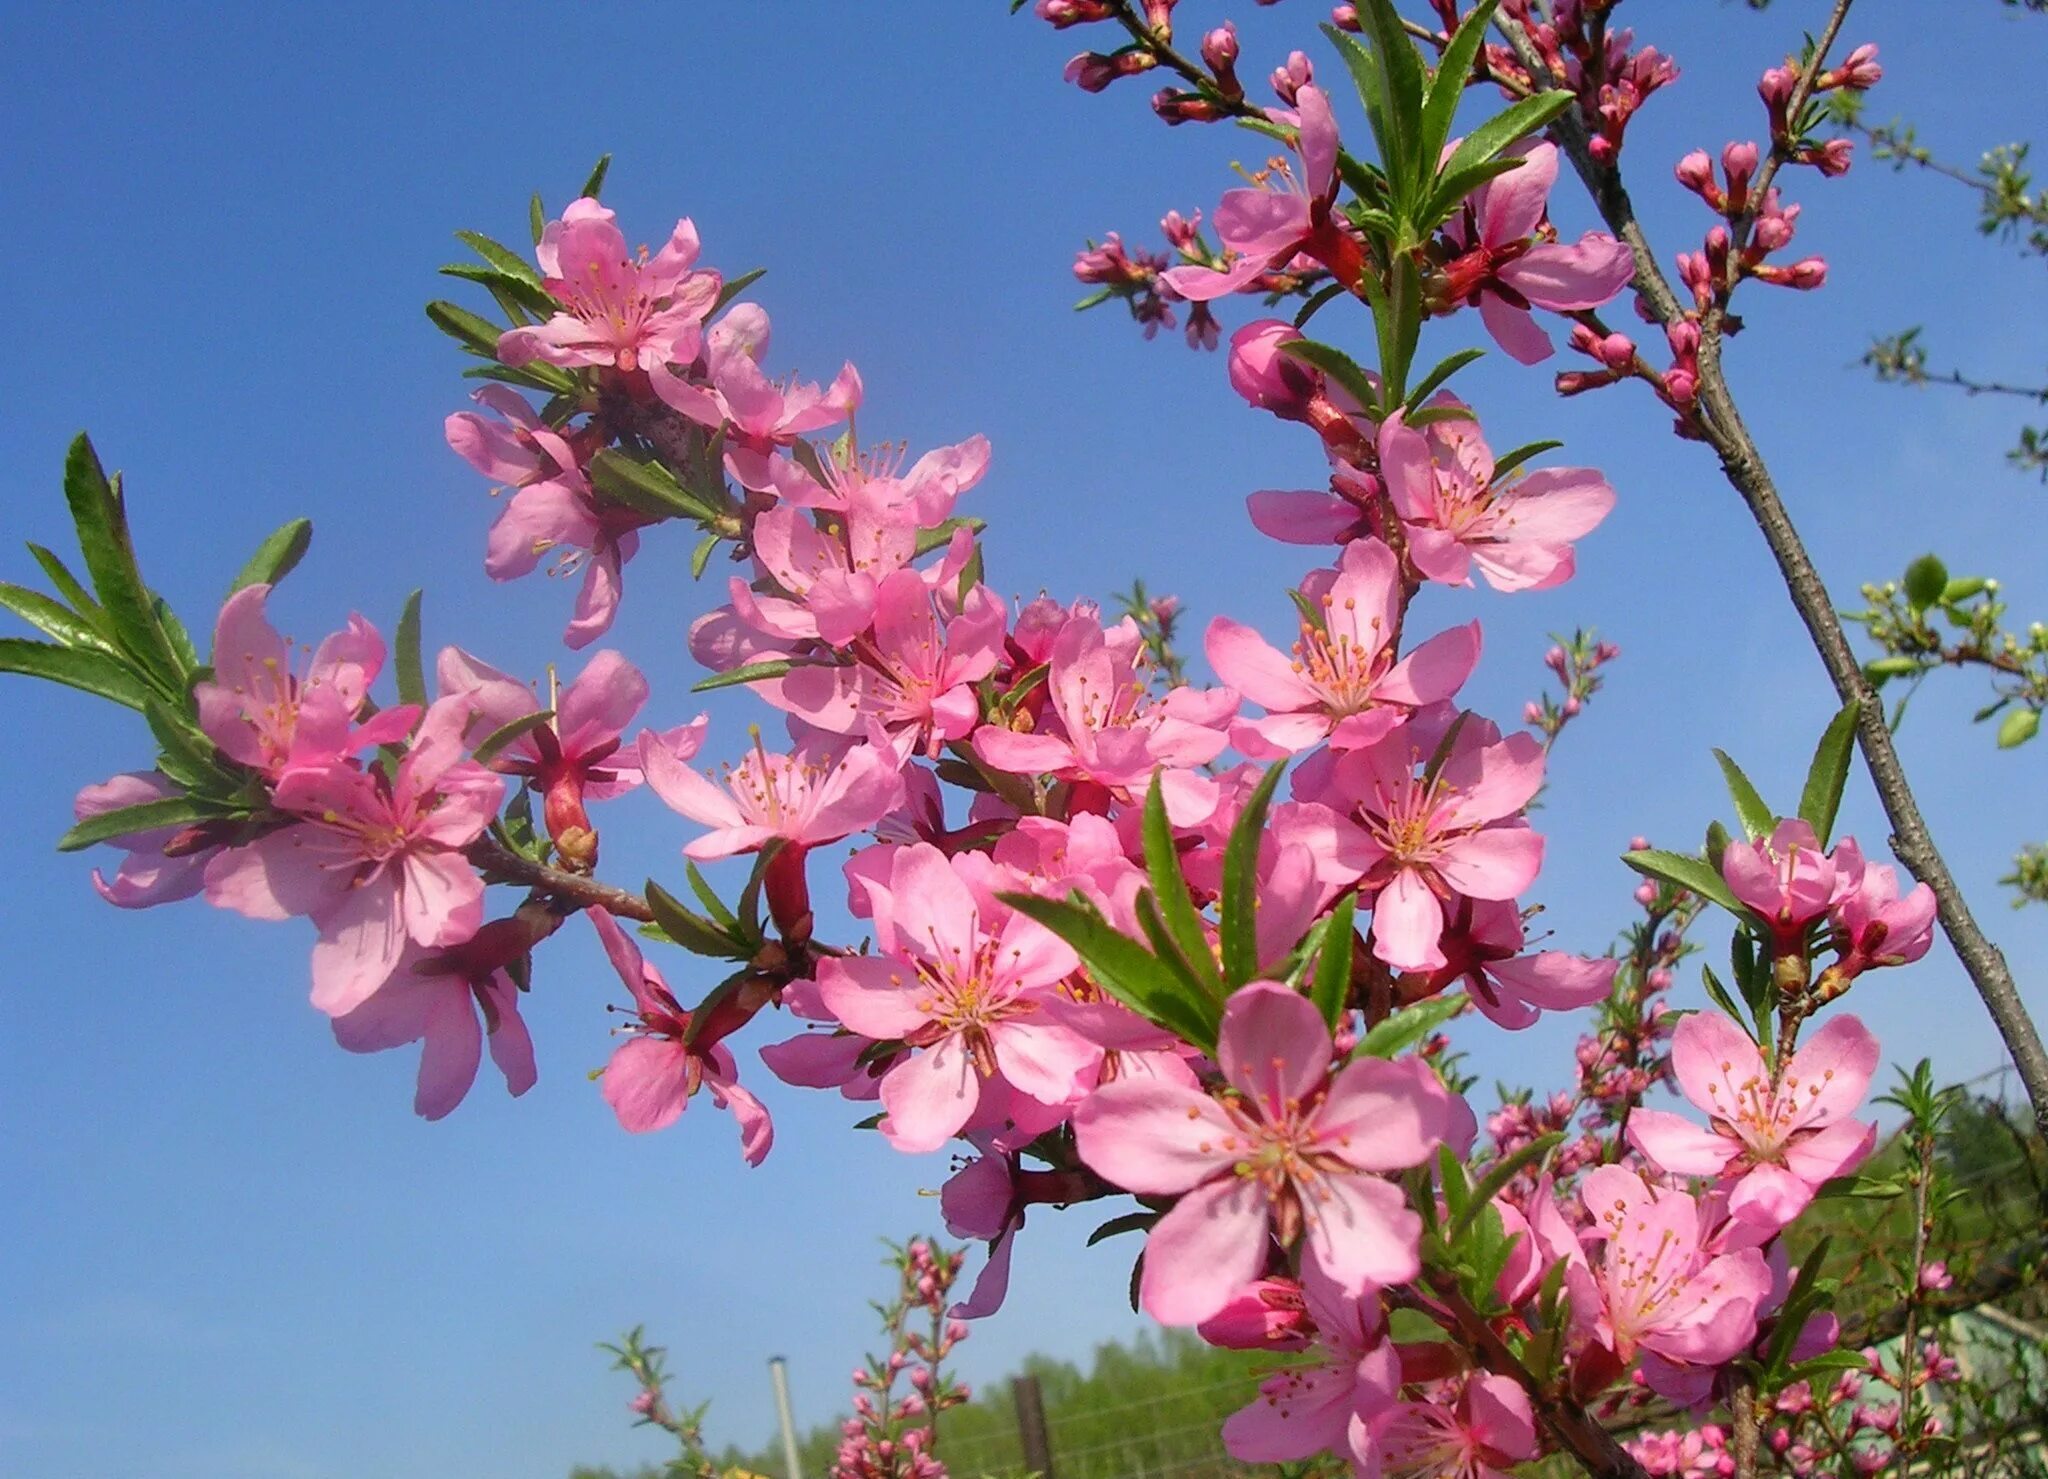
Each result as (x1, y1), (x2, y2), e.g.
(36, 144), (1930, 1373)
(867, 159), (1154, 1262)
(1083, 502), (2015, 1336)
(769, 1355), (803, 1479)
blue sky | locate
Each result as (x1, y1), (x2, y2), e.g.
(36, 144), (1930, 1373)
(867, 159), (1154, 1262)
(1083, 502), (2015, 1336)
(2, 3), (2043, 1476)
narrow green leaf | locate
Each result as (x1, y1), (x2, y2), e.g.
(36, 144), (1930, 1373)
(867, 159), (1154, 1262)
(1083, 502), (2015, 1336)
(1310, 891), (1357, 1030)
(693, 658), (800, 693)
(1405, 347), (1485, 410)
(1432, 90), (1574, 218)
(472, 709), (556, 766)
(228, 518), (313, 597)
(1356, 0), (1424, 203)
(1293, 280), (1348, 329)
(529, 192), (547, 245)
(645, 880), (747, 961)
(0, 582), (113, 651)
(460, 362), (580, 394)
(62, 437), (181, 683)
(1323, 27), (1400, 197)
(1221, 761), (1288, 988)
(1488, 438), (1563, 480)
(58, 793), (223, 853)
(26, 543), (105, 626)
(712, 267), (766, 317)
(1278, 340), (1380, 416)
(1073, 287), (1114, 312)
(438, 262), (557, 317)
(1712, 749), (1776, 842)
(1002, 892), (1219, 1051)
(1797, 700), (1859, 843)
(1357, 992), (1464, 1059)
(690, 533), (719, 580)
(1141, 771), (1225, 999)
(588, 449), (717, 523)
(1623, 847), (1742, 914)
(455, 230), (543, 287)
(1085, 1211), (1156, 1246)
(1416, 0), (1501, 175)
(580, 154), (612, 200)
(143, 697), (234, 794)
(1761, 1236), (1832, 1376)
(1698, 970), (1758, 1042)
(685, 862), (743, 934)
(0, 637), (151, 709)
(1422, 153), (1541, 230)
(394, 590), (426, 709)
(913, 517), (986, 558)
(1455, 1131), (1562, 1236)
(425, 300), (505, 358)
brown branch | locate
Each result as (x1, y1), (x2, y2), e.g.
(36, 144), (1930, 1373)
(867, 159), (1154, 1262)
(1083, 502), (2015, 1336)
(1494, 11), (2048, 1144)
(467, 835), (655, 923)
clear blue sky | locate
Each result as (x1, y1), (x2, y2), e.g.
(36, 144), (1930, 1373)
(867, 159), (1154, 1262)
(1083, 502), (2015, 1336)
(2, 3), (2043, 1476)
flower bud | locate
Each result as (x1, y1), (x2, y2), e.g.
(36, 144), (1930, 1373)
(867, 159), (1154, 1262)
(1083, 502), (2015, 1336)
(1675, 149), (1714, 194)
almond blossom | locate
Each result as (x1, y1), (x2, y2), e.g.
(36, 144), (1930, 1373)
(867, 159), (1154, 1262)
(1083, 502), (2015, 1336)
(1627, 1010), (1878, 1230)
(329, 934), (536, 1122)
(1552, 1165), (1772, 1397)
(1072, 982), (1450, 1326)
(1206, 537), (1481, 756)
(1439, 140), (1636, 364)
(588, 908), (773, 1164)
(730, 432), (990, 527)
(652, 304), (860, 447)
(72, 771), (219, 909)
(203, 696), (504, 1015)
(638, 728), (905, 862)
(497, 199), (721, 373)
(1828, 838), (1938, 975)
(812, 843), (1092, 1154)
(1219, 1261), (1403, 1476)
(1377, 1374), (1540, 1479)
(195, 583), (401, 778)
(1404, 898), (1618, 1030)
(1378, 402), (1616, 592)
(1721, 818), (1850, 945)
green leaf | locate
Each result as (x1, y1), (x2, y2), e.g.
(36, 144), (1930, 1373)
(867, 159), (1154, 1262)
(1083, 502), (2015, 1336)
(1489, 438), (1564, 481)
(685, 862), (744, 935)
(1429, 90), (1574, 224)
(26, 543), (105, 626)
(1760, 1236), (1832, 1376)
(690, 532), (719, 580)
(1293, 280), (1348, 329)
(528, 192), (546, 245)
(1220, 761), (1288, 988)
(1002, 892), (1219, 1051)
(1699, 970), (1758, 1042)
(57, 793), (223, 853)
(645, 880), (747, 961)
(438, 262), (557, 317)
(1941, 575), (1989, 604)
(1797, 700), (1860, 843)
(1997, 707), (2040, 749)
(711, 267), (766, 317)
(1085, 1211), (1156, 1246)
(1324, 27), (1402, 206)
(393, 590), (426, 709)
(1073, 287), (1114, 312)
(1712, 749), (1775, 842)
(0, 582), (113, 651)
(913, 517), (986, 558)
(1405, 347), (1485, 410)
(1902, 553), (1948, 611)
(1278, 339), (1381, 415)
(454, 230), (543, 287)
(472, 709), (555, 766)
(580, 154), (612, 200)
(1416, 0), (1501, 176)
(1141, 771), (1225, 1000)
(0, 636), (152, 709)
(1357, 992), (1464, 1059)
(1377, 256), (1424, 406)
(588, 449), (716, 523)
(1623, 847), (1742, 914)
(1455, 1132), (1562, 1236)
(1354, 0), (1424, 207)
(62, 436), (182, 685)
(228, 518), (313, 597)
(143, 696), (233, 793)
(1310, 891), (1358, 1030)
(425, 300), (505, 358)
(692, 658), (800, 693)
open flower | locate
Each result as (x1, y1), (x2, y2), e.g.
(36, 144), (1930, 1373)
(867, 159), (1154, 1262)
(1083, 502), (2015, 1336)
(1406, 898), (1617, 1030)
(1206, 537), (1480, 755)
(1378, 1374), (1540, 1479)
(1073, 982), (1450, 1325)
(497, 199), (721, 373)
(1378, 401), (1615, 592)
(652, 305), (860, 446)
(638, 729), (905, 861)
(1627, 1011), (1878, 1230)
(588, 908), (773, 1164)
(1828, 838), (1937, 973)
(73, 771), (219, 909)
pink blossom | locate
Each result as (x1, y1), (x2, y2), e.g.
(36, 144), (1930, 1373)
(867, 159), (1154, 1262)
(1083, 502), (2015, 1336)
(1197, 1276), (1312, 1351)
(1164, 86), (1356, 302)
(652, 305), (860, 447)
(940, 1149), (1024, 1319)
(1559, 1166), (1772, 1389)
(330, 937), (536, 1121)
(1411, 898), (1617, 1030)
(975, 610), (1235, 818)
(588, 908), (773, 1164)
(497, 199), (721, 373)
(1722, 819), (1850, 941)
(1289, 717), (1547, 972)
(734, 487), (973, 647)
(202, 697), (504, 1015)
(1219, 1262), (1402, 1474)
(1227, 318), (1321, 422)
(1378, 401), (1615, 591)
(1828, 838), (1936, 971)
(813, 844), (1091, 1153)
(195, 584), (399, 778)
(1627, 1011), (1878, 1230)
(1073, 982), (1450, 1325)
(73, 771), (218, 908)
(1206, 537), (1480, 755)
(639, 729), (905, 861)
(1441, 141), (1636, 363)
(1378, 1373), (1540, 1479)
(730, 433), (990, 528)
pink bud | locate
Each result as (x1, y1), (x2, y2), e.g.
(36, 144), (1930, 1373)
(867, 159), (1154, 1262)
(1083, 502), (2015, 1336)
(1201, 22), (1239, 73)
(1523, 701), (1544, 724)
(1721, 140), (1760, 190)
(1675, 149), (1714, 194)
(1758, 64), (1797, 107)
(1634, 881), (1658, 906)
(1811, 138), (1854, 176)
(1630, 835), (1651, 851)
(1917, 1260), (1953, 1292)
